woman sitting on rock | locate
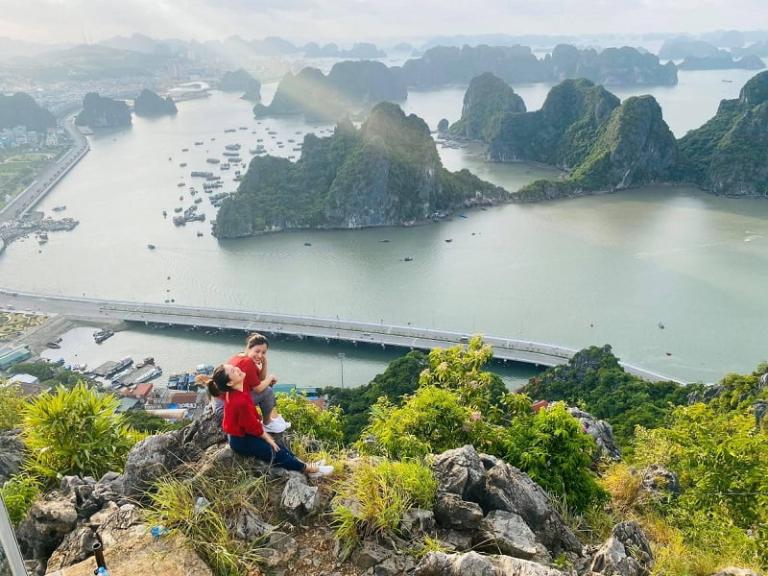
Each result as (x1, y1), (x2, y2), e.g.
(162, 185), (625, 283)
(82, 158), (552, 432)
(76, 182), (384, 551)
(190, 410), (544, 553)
(198, 364), (333, 477)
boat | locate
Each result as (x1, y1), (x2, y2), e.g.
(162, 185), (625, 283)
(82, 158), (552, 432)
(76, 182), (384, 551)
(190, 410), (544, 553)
(177, 182), (185, 187)
(93, 329), (115, 344)
(179, 162), (187, 167)
(403, 257), (414, 262)
(46, 341), (61, 349)
(194, 141), (204, 146)
(206, 158), (220, 164)
(444, 239), (453, 243)
(304, 242), (312, 246)
(136, 356), (155, 368)
(173, 215), (186, 226)
(658, 322), (665, 330)
(52, 205), (67, 212)
(197, 231), (204, 237)
(38, 232), (48, 244)
(194, 198), (202, 204)
(147, 244), (156, 250)
(225, 144), (241, 151)
(174, 207), (183, 213)
(191, 171), (214, 178)
(224, 128), (237, 133)
(181, 148), (189, 152)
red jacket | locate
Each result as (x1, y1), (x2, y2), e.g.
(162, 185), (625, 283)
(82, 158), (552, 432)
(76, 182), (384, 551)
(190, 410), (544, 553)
(221, 388), (264, 437)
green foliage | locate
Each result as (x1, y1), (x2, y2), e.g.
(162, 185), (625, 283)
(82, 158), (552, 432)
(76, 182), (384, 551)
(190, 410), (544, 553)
(145, 467), (269, 575)
(0, 473), (40, 525)
(0, 383), (27, 430)
(331, 458), (437, 553)
(122, 410), (188, 433)
(522, 345), (694, 449)
(10, 360), (92, 389)
(448, 72), (526, 141)
(326, 351), (427, 443)
(22, 383), (140, 480)
(215, 103), (507, 238)
(275, 390), (344, 446)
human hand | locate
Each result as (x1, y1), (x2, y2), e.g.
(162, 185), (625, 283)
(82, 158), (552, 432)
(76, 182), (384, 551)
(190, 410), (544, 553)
(267, 374), (278, 386)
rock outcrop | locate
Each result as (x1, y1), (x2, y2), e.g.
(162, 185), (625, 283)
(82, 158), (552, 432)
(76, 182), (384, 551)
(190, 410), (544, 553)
(216, 103), (507, 238)
(133, 88), (177, 116)
(0, 429), (25, 483)
(16, 492), (78, 572)
(0, 93), (56, 131)
(448, 72), (526, 141)
(567, 407), (621, 462)
(219, 68), (261, 101)
(590, 521), (654, 576)
(414, 551), (565, 576)
(74, 93), (131, 128)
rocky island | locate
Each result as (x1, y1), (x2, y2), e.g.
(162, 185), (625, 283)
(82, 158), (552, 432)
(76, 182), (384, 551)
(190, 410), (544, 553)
(133, 89), (177, 116)
(0, 92), (55, 131)
(253, 60), (407, 122)
(678, 53), (765, 71)
(75, 92), (131, 128)
(219, 68), (262, 101)
(395, 44), (677, 89)
(448, 72), (526, 141)
(214, 102), (507, 238)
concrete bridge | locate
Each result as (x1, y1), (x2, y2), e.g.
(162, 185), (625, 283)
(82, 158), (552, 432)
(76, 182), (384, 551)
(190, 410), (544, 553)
(0, 288), (684, 384)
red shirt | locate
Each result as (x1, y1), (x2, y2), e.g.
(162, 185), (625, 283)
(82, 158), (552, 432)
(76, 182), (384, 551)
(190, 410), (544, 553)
(228, 354), (261, 392)
(221, 388), (264, 437)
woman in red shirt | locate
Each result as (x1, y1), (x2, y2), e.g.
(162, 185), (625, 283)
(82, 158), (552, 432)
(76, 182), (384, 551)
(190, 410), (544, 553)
(199, 364), (332, 476)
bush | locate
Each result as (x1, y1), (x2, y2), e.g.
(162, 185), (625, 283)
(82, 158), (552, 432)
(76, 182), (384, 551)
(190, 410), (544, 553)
(359, 386), (474, 459)
(0, 383), (26, 430)
(22, 383), (141, 480)
(122, 410), (188, 433)
(146, 467), (269, 575)
(276, 390), (344, 446)
(0, 473), (40, 525)
(332, 458), (437, 553)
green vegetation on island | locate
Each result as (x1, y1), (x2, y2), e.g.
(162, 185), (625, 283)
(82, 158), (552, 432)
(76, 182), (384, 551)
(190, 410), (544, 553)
(133, 88), (177, 116)
(75, 92), (131, 128)
(219, 68), (262, 101)
(0, 93), (55, 132)
(448, 72), (526, 141)
(253, 60), (407, 121)
(675, 70), (768, 196)
(215, 102), (508, 238)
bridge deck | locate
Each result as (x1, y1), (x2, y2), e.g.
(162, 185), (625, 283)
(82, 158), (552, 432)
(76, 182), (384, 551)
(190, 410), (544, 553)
(0, 289), (684, 384)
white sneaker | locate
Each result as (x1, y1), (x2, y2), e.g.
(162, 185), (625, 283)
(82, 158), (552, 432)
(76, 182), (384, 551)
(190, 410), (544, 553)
(308, 465), (334, 478)
(264, 418), (288, 433)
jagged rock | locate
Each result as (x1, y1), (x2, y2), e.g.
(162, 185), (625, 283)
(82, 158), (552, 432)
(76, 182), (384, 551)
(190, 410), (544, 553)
(590, 521), (653, 576)
(711, 568), (760, 576)
(95, 503), (143, 548)
(370, 555), (414, 575)
(474, 510), (549, 562)
(179, 406), (227, 452)
(754, 400), (768, 429)
(122, 430), (185, 497)
(687, 384), (724, 404)
(567, 407), (621, 462)
(482, 461), (582, 555)
(434, 492), (484, 531)
(401, 508), (436, 538)
(280, 475), (320, 521)
(0, 429), (25, 483)
(640, 465), (680, 502)
(432, 445), (487, 501)
(353, 542), (393, 570)
(437, 529), (474, 551)
(262, 531), (299, 568)
(228, 508), (275, 542)
(46, 527), (97, 571)
(414, 551), (565, 576)
(16, 492), (78, 571)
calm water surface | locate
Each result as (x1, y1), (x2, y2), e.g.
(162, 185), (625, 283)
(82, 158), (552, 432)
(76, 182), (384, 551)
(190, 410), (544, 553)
(3, 72), (767, 384)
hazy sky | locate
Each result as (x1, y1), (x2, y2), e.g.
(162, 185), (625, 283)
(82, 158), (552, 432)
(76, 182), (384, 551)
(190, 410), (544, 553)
(0, 0), (765, 44)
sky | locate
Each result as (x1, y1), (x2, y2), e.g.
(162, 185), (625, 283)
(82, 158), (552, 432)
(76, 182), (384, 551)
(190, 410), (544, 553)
(0, 0), (766, 45)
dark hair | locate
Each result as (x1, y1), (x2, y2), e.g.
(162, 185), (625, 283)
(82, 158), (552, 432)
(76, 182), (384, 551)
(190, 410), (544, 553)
(195, 365), (232, 397)
(246, 332), (269, 349)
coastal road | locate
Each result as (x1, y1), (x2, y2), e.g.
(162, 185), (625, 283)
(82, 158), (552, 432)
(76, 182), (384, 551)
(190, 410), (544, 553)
(0, 116), (89, 224)
(0, 288), (685, 384)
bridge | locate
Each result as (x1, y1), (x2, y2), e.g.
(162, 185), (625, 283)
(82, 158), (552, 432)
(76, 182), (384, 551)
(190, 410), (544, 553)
(0, 288), (684, 384)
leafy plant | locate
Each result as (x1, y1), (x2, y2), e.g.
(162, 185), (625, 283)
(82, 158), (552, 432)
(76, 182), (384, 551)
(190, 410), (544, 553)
(331, 458), (437, 554)
(275, 390), (344, 446)
(0, 383), (27, 430)
(0, 473), (40, 525)
(22, 383), (140, 480)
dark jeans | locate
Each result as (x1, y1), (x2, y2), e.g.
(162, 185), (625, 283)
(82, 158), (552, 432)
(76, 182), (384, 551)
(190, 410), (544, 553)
(228, 434), (306, 472)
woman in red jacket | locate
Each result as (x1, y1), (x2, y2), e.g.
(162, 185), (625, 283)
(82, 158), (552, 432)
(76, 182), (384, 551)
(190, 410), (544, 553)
(199, 364), (332, 476)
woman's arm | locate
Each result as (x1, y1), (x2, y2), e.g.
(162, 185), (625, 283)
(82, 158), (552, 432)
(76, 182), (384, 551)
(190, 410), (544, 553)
(260, 430), (280, 452)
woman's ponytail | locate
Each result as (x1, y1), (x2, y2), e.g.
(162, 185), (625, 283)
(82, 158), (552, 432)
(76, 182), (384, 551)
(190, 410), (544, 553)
(195, 365), (231, 397)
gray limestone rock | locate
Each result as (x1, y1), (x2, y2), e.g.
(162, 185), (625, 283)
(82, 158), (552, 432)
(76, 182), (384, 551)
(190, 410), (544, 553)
(228, 508), (275, 542)
(482, 461), (582, 556)
(262, 531), (298, 568)
(46, 526), (97, 571)
(640, 465), (680, 502)
(434, 492), (484, 531)
(590, 521), (653, 576)
(401, 508), (436, 538)
(16, 492), (78, 571)
(280, 475), (320, 521)
(0, 429), (25, 484)
(432, 445), (487, 502)
(567, 407), (621, 462)
(414, 551), (565, 576)
(353, 542), (393, 571)
(122, 430), (185, 497)
(474, 510), (549, 561)
(436, 529), (474, 551)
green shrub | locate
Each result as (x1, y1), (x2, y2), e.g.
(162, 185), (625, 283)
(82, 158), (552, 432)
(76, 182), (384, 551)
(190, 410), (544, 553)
(0, 383), (26, 430)
(275, 390), (344, 446)
(359, 386), (474, 459)
(332, 458), (437, 553)
(145, 467), (269, 575)
(22, 383), (141, 480)
(122, 410), (188, 433)
(0, 473), (40, 525)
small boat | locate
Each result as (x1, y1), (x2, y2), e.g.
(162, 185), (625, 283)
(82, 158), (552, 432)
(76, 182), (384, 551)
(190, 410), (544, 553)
(444, 239), (453, 243)
(206, 158), (220, 164)
(379, 239), (390, 243)
(46, 341), (61, 349)
(177, 182), (185, 187)
(197, 231), (204, 237)
(147, 244), (156, 250)
(194, 141), (204, 146)
(194, 197), (202, 204)
(162, 210), (167, 218)
(181, 148), (189, 152)
(174, 207), (183, 213)
(168, 157), (172, 161)
(658, 322), (665, 330)
(458, 213), (468, 219)
(403, 257), (413, 262)
(304, 242), (312, 246)
(52, 205), (67, 212)
(179, 162), (187, 167)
